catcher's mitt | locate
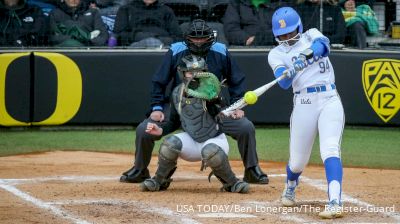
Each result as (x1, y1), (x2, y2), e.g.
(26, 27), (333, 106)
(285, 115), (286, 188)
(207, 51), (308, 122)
(185, 72), (221, 101)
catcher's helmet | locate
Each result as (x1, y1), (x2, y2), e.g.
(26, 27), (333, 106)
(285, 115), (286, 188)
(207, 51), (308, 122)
(177, 54), (221, 101)
(184, 19), (215, 56)
(178, 54), (207, 76)
(272, 7), (303, 46)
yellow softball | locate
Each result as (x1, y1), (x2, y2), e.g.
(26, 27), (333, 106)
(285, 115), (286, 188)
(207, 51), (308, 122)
(244, 91), (258, 105)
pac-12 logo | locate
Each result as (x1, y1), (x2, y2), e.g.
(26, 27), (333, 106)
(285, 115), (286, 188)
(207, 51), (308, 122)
(362, 59), (400, 123)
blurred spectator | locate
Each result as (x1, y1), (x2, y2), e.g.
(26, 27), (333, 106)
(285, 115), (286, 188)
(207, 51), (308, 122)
(90, 0), (127, 16)
(0, 0), (47, 47)
(88, 0), (128, 37)
(113, 0), (182, 48)
(341, 0), (379, 49)
(27, 0), (56, 16)
(49, 0), (109, 47)
(222, 0), (285, 46)
(296, 0), (345, 45)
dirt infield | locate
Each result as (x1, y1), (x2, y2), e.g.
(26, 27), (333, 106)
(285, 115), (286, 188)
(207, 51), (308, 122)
(0, 151), (399, 224)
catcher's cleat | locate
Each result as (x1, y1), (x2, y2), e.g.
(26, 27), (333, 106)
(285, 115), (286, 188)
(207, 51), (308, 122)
(243, 166), (269, 184)
(319, 200), (344, 219)
(120, 167), (150, 183)
(140, 178), (161, 192)
(140, 177), (172, 192)
(281, 184), (296, 206)
(227, 180), (250, 193)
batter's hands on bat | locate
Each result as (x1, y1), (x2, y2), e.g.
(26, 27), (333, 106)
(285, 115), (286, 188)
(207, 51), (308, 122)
(231, 109), (244, 119)
(150, 111), (164, 122)
(145, 122), (163, 136)
(293, 58), (306, 71)
(284, 68), (297, 79)
(293, 48), (314, 72)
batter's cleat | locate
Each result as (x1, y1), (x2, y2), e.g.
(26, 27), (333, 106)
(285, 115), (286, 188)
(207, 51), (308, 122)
(243, 166), (269, 184)
(319, 200), (344, 219)
(120, 167), (150, 183)
(281, 184), (296, 206)
(227, 180), (250, 193)
(140, 178), (160, 192)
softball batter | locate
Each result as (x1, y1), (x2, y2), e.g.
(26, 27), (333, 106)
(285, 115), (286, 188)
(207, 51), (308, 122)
(267, 7), (345, 219)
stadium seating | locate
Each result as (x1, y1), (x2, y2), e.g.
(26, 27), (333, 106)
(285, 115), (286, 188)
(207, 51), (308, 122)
(206, 0), (229, 23)
(160, 0), (208, 24)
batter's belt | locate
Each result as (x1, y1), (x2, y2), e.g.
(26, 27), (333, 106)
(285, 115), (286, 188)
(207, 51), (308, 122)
(295, 84), (336, 94)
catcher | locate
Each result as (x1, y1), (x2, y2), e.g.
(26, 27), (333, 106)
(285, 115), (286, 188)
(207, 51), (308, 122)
(140, 54), (250, 193)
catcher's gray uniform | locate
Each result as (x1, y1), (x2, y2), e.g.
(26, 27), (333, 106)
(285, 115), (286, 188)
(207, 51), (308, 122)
(171, 84), (228, 161)
(140, 55), (249, 193)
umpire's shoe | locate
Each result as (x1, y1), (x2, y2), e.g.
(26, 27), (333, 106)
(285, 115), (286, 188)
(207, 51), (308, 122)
(120, 166), (150, 183)
(243, 165), (269, 184)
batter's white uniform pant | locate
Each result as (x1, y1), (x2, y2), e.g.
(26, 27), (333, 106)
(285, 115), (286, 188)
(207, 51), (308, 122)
(289, 89), (345, 173)
(174, 133), (229, 162)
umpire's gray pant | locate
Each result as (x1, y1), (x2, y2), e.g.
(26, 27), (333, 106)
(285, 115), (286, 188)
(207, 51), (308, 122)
(133, 115), (259, 170)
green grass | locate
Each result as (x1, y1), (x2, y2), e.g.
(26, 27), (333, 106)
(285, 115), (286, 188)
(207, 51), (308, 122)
(0, 127), (399, 169)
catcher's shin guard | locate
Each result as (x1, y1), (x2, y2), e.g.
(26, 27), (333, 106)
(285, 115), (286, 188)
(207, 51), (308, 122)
(201, 143), (249, 193)
(140, 167), (177, 192)
(141, 136), (181, 192)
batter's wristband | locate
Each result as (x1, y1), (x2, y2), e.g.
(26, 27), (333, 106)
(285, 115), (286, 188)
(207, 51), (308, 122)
(152, 106), (163, 111)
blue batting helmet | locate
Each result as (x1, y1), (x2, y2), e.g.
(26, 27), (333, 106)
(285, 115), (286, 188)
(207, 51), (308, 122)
(272, 7), (303, 38)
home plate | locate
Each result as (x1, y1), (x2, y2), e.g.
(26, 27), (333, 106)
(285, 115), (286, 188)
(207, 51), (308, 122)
(197, 213), (256, 218)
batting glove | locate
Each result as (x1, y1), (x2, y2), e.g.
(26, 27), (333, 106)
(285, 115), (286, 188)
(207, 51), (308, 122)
(284, 68), (297, 79)
(293, 58), (306, 72)
(294, 48), (314, 72)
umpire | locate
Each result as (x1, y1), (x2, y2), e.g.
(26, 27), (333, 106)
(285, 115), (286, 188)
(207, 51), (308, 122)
(120, 19), (269, 184)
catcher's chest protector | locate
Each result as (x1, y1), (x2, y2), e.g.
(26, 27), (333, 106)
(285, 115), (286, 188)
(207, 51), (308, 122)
(172, 85), (221, 143)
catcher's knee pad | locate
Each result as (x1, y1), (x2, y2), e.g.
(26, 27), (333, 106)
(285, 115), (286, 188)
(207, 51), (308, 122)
(159, 135), (182, 162)
(201, 143), (238, 187)
(201, 143), (225, 168)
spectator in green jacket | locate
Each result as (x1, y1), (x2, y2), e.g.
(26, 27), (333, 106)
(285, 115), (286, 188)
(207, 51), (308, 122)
(49, 0), (109, 47)
(341, 0), (379, 49)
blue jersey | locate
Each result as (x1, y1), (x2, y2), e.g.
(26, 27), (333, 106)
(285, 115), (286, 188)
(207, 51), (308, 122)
(150, 42), (246, 110)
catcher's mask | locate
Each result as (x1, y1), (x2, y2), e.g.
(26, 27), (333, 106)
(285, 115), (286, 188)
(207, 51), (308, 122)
(177, 54), (220, 101)
(184, 19), (216, 56)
